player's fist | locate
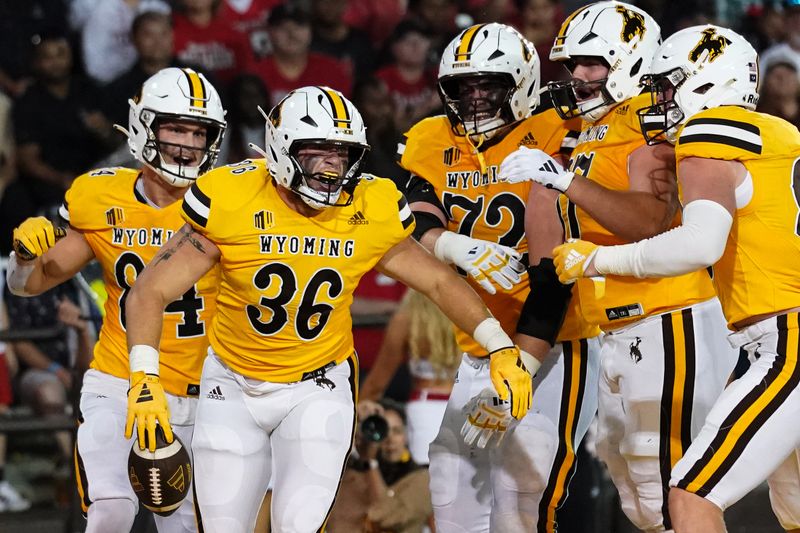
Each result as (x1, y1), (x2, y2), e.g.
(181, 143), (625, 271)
(553, 239), (600, 284)
(499, 147), (575, 192)
(488, 346), (532, 420)
(126, 371), (173, 452)
(12, 217), (66, 260)
(461, 387), (518, 448)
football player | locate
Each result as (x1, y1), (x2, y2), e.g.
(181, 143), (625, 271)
(499, 3), (740, 531)
(6, 67), (226, 532)
(398, 22), (601, 532)
(120, 85), (533, 533)
(552, 25), (800, 533)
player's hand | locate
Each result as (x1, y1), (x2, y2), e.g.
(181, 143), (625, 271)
(434, 231), (525, 294)
(488, 346), (532, 420)
(553, 239), (600, 284)
(126, 371), (173, 452)
(461, 387), (518, 448)
(12, 217), (66, 260)
(499, 147), (575, 193)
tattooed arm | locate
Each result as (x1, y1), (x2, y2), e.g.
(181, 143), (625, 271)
(125, 224), (221, 350)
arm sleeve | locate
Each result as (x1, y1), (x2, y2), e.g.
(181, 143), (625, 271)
(593, 199), (732, 278)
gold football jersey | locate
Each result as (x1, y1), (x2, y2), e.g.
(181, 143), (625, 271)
(181, 159), (415, 382)
(675, 106), (800, 327)
(399, 111), (598, 356)
(563, 93), (715, 330)
(62, 168), (218, 397)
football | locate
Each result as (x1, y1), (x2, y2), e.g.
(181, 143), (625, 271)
(128, 428), (192, 516)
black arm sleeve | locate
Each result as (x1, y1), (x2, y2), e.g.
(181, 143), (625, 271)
(516, 259), (574, 345)
(403, 174), (448, 241)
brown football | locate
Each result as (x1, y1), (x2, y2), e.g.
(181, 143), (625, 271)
(128, 428), (192, 516)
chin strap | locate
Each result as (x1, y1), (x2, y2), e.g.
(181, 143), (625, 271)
(465, 133), (489, 177)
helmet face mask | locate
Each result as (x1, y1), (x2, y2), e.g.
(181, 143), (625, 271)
(438, 23), (540, 143)
(637, 68), (689, 144)
(439, 73), (517, 139)
(265, 86), (370, 211)
(548, 1), (661, 122)
(127, 68), (226, 188)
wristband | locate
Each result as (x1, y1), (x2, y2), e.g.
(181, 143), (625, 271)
(129, 345), (160, 376)
(473, 317), (514, 354)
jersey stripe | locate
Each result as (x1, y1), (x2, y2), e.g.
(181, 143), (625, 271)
(183, 184), (211, 227)
(398, 196), (414, 229)
(680, 118), (762, 154)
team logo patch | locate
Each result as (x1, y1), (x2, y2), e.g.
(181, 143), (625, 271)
(254, 210), (274, 230)
(443, 146), (462, 166)
(616, 6), (646, 46)
(348, 211), (369, 225)
(629, 336), (643, 363)
(689, 28), (732, 63)
(106, 207), (125, 226)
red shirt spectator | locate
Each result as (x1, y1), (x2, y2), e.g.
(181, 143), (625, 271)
(352, 270), (407, 371)
(172, 2), (254, 86)
(375, 65), (438, 120)
(343, 0), (407, 48)
(217, 0), (283, 57)
(249, 4), (352, 106)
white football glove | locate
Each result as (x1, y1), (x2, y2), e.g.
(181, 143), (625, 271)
(434, 231), (524, 295)
(499, 147), (575, 193)
(461, 387), (519, 449)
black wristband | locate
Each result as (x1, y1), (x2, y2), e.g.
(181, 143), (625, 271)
(516, 259), (573, 345)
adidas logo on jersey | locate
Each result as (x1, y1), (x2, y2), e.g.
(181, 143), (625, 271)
(347, 211), (369, 225)
(206, 386), (225, 401)
(518, 132), (537, 147)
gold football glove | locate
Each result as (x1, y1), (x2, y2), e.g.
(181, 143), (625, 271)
(553, 239), (600, 284)
(12, 217), (66, 260)
(488, 346), (532, 420)
(126, 371), (173, 452)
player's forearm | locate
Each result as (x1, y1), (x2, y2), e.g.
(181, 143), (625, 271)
(125, 285), (167, 352)
(567, 176), (676, 241)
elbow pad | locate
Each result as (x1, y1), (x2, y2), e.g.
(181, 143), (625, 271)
(516, 259), (573, 345)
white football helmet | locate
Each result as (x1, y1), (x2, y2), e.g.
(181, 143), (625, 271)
(438, 23), (540, 141)
(548, 1), (661, 122)
(264, 86), (369, 210)
(126, 68), (226, 187)
(637, 25), (760, 144)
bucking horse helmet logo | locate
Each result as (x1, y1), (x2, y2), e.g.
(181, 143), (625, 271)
(616, 6), (646, 47)
(689, 28), (732, 63)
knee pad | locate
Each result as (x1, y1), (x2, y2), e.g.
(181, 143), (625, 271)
(85, 498), (137, 533)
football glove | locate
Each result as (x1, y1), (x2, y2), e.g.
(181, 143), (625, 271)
(461, 387), (518, 448)
(12, 217), (66, 260)
(499, 147), (575, 193)
(434, 231), (524, 295)
(553, 239), (600, 284)
(126, 371), (173, 452)
(488, 346), (532, 420)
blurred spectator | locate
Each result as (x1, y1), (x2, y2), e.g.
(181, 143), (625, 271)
(329, 399), (432, 533)
(352, 270), (407, 377)
(739, 2), (785, 53)
(757, 59), (800, 129)
(250, 4), (353, 107)
(79, 0), (171, 85)
(0, 0), (67, 98)
(760, 1), (800, 80)
(512, 0), (566, 84)
(7, 30), (114, 253)
(352, 77), (407, 185)
(406, 0), (460, 64)
(360, 290), (459, 465)
(172, 0), (255, 89)
(0, 91), (15, 201)
(4, 278), (94, 472)
(465, 0), (517, 24)
(375, 20), (440, 134)
(219, 73), (271, 164)
(217, 0), (283, 57)
(343, 0), (407, 48)
(0, 339), (32, 513)
(310, 0), (376, 82)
